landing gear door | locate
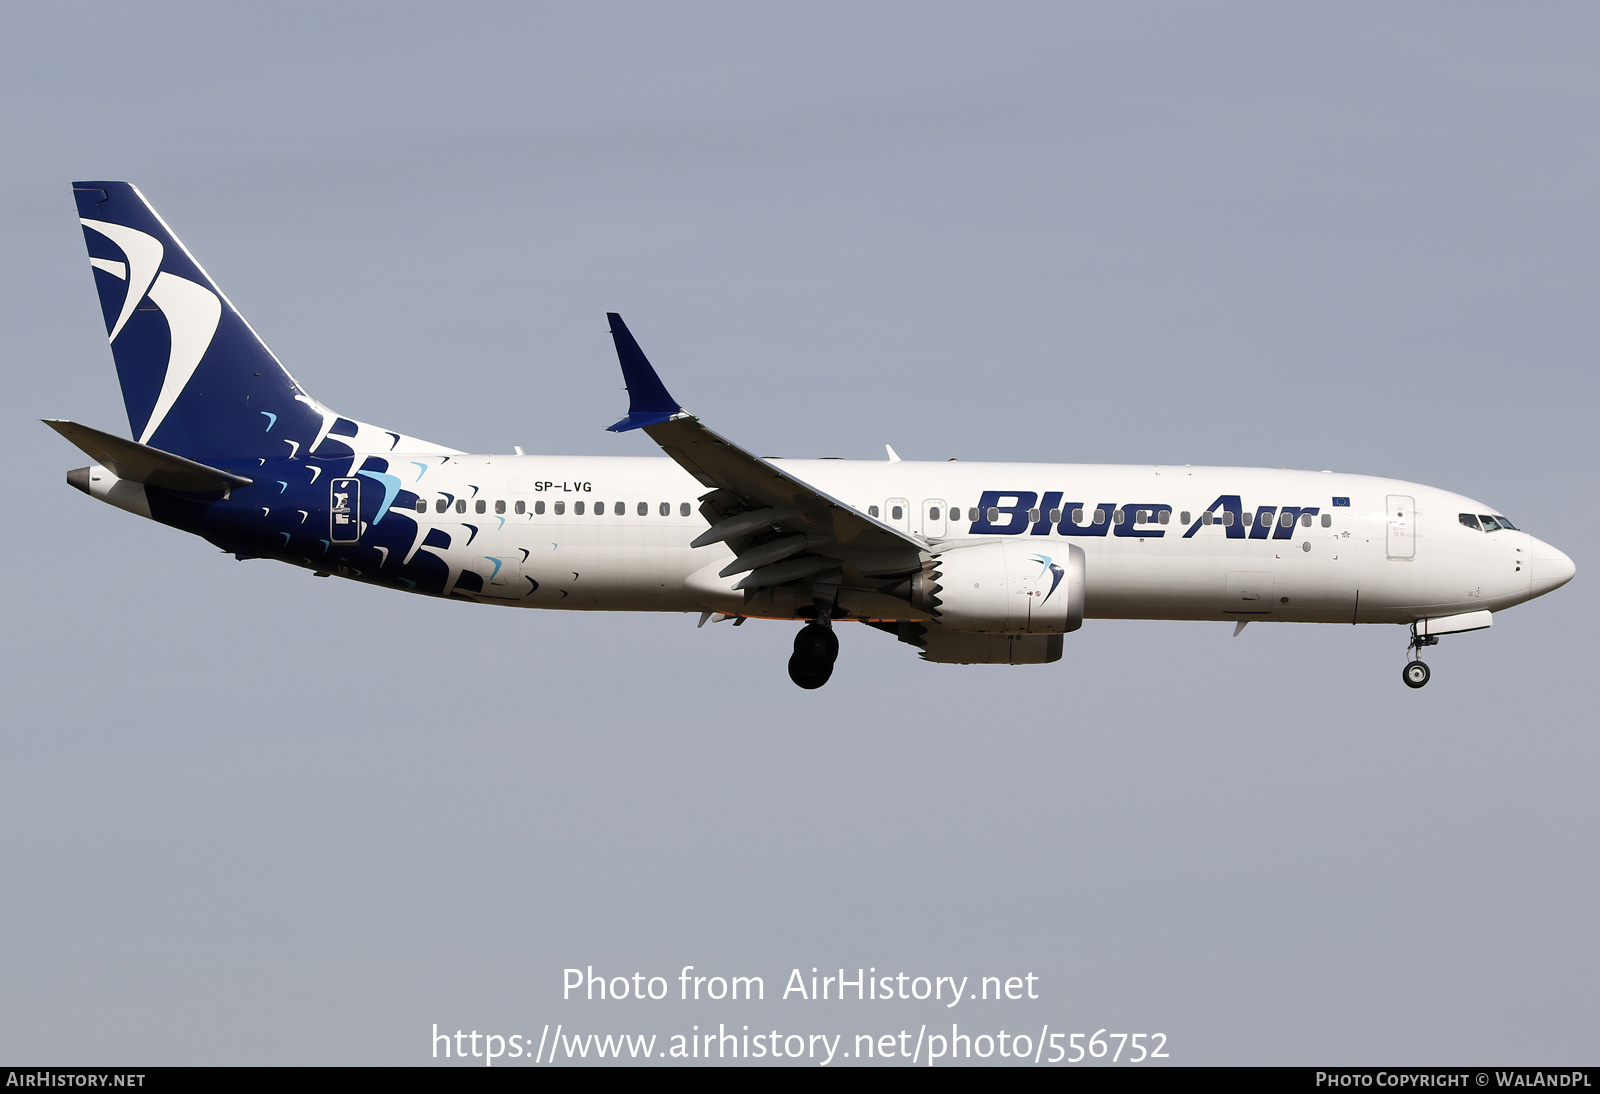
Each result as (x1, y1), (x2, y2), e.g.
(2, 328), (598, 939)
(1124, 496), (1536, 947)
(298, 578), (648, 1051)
(330, 477), (362, 544)
(921, 499), (947, 538)
(1386, 494), (1415, 560)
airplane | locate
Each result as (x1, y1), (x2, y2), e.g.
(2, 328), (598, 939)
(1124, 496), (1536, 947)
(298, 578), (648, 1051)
(50, 182), (1576, 690)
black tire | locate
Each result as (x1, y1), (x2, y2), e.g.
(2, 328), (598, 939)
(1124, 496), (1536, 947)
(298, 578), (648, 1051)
(788, 653), (833, 689)
(1402, 660), (1431, 689)
(793, 624), (839, 664)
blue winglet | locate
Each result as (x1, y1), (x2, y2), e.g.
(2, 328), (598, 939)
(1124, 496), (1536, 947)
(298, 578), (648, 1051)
(605, 312), (683, 432)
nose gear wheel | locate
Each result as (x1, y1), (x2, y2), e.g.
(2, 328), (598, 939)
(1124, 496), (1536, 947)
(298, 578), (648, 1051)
(1402, 660), (1431, 689)
(1403, 625), (1438, 688)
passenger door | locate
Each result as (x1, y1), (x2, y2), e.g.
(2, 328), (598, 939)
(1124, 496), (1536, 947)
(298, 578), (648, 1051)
(921, 498), (947, 538)
(1386, 495), (1415, 560)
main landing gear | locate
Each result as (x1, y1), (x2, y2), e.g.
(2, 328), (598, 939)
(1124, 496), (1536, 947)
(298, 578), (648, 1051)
(1403, 628), (1438, 689)
(788, 620), (839, 689)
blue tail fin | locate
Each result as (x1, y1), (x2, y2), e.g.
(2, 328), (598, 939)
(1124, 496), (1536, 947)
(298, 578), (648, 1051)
(72, 182), (453, 463)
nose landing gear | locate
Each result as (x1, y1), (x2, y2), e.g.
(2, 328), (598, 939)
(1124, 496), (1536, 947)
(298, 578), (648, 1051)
(1402, 660), (1431, 688)
(1403, 628), (1438, 689)
(788, 620), (839, 689)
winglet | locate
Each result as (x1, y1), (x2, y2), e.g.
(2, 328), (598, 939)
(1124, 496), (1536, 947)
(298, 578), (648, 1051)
(605, 312), (683, 432)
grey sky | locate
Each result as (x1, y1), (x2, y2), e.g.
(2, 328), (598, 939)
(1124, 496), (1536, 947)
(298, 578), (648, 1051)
(1, 1), (1594, 1064)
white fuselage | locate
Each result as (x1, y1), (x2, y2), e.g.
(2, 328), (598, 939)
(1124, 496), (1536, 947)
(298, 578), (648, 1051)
(383, 454), (1564, 625)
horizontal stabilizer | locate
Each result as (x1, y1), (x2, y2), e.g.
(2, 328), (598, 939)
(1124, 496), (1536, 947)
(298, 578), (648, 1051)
(44, 419), (253, 492)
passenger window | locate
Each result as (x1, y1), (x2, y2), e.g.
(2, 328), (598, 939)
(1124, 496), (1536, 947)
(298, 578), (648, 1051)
(1301, 513), (1312, 527)
(659, 502), (670, 516)
(1222, 512), (1234, 527)
(1093, 509), (1107, 525)
(515, 500), (526, 514)
(968, 508), (978, 521)
(680, 503), (691, 517)
(929, 507), (940, 521)
(638, 502), (648, 516)
(869, 505), (880, 518)
(891, 505), (904, 520)
(553, 501), (564, 515)
(1071, 508), (1084, 523)
(1320, 513), (1331, 527)
(1158, 510), (1170, 525)
(436, 498), (448, 513)
(415, 499), (427, 513)
(574, 501), (584, 515)
(1180, 511), (1190, 524)
(1202, 512), (1213, 525)
(615, 501), (626, 516)
(474, 500), (486, 514)
(1279, 511), (1292, 528)
(533, 500), (544, 515)
(1048, 508), (1062, 523)
(456, 500), (467, 514)
(1112, 509), (1125, 525)
(1243, 511), (1254, 527)
(1027, 508), (1040, 523)
(987, 507), (1000, 522)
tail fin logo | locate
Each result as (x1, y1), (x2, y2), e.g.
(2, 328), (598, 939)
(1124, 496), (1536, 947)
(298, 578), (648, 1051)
(81, 218), (221, 444)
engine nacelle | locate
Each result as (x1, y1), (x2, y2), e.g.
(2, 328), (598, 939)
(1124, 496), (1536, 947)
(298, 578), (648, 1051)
(908, 540), (1084, 634)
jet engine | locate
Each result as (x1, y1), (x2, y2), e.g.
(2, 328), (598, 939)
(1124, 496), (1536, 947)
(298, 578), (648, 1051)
(903, 540), (1085, 634)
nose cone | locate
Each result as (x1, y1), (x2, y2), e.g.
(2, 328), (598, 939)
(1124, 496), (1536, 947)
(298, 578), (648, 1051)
(1529, 538), (1576, 598)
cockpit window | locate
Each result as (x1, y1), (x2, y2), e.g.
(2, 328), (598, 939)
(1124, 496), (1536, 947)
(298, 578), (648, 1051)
(1459, 513), (1481, 531)
(1494, 515), (1516, 530)
(1479, 514), (1502, 531)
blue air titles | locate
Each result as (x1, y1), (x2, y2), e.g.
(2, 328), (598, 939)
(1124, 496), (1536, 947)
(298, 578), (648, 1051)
(968, 490), (1321, 541)
(1181, 495), (1321, 541)
(969, 490), (1170, 538)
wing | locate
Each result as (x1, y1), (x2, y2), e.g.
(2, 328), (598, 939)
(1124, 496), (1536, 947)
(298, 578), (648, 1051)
(604, 314), (927, 603)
